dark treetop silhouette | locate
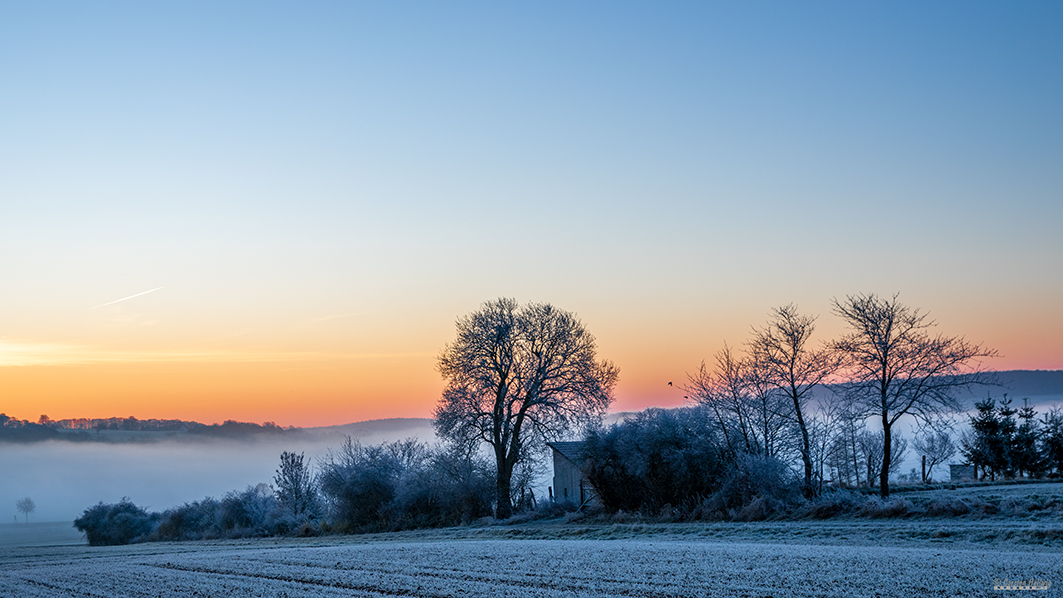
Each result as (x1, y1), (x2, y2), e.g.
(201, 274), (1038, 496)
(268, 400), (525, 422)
(832, 293), (996, 498)
(434, 298), (618, 519)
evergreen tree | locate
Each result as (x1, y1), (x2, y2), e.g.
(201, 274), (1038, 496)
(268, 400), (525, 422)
(1041, 407), (1063, 476)
(962, 397), (1000, 480)
(996, 397), (1017, 478)
(1012, 398), (1043, 478)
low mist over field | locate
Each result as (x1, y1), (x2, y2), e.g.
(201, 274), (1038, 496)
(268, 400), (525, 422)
(0, 419), (436, 523)
(3, 370), (1061, 524)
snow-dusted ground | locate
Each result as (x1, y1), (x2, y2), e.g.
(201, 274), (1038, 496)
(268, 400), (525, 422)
(2, 530), (1059, 597)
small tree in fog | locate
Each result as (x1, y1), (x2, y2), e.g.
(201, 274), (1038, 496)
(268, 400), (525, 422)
(274, 451), (317, 520)
(857, 430), (908, 488)
(16, 497), (34, 523)
(913, 429), (956, 482)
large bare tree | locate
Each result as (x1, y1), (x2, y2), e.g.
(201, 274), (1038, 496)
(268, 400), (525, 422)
(434, 298), (618, 519)
(749, 304), (839, 498)
(832, 293), (996, 497)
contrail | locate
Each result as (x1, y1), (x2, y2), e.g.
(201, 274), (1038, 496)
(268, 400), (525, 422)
(91, 287), (164, 310)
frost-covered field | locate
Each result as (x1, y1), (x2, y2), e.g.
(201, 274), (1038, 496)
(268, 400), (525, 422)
(2, 531), (1060, 597)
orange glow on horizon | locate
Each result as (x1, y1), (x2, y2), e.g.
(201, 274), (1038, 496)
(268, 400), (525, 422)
(1, 311), (1059, 428)
(0, 359), (443, 428)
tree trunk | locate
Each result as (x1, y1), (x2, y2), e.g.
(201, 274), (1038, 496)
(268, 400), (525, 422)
(851, 426), (861, 487)
(792, 395), (815, 498)
(880, 416), (892, 498)
(495, 452), (514, 520)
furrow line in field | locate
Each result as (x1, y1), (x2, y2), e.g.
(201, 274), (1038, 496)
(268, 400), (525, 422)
(150, 558), (707, 598)
(151, 561), (468, 598)
(244, 554), (658, 589)
(13, 575), (111, 598)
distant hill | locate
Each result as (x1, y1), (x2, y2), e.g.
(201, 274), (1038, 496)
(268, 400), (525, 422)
(0, 415), (291, 444)
(3, 369), (1059, 445)
(948, 370), (1063, 409)
(796, 369), (1063, 410)
(0, 413), (441, 446)
(304, 417), (435, 436)
(299, 418), (439, 445)
(993, 370), (1063, 399)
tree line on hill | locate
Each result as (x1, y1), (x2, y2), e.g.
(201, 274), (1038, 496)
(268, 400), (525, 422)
(0, 414), (288, 442)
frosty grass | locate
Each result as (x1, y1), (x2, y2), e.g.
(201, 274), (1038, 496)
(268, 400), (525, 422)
(2, 534), (1060, 597)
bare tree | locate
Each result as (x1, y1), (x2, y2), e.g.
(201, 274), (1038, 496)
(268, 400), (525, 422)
(913, 428), (956, 483)
(746, 361), (789, 458)
(808, 396), (844, 493)
(856, 430), (909, 488)
(685, 345), (760, 457)
(16, 497), (35, 523)
(274, 451), (317, 519)
(832, 398), (868, 487)
(832, 293), (996, 497)
(434, 298), (618, 519)
(749, 304), (840, 498)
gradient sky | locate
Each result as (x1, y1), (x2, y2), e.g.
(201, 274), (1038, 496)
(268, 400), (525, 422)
(2, 2), (1061, 427)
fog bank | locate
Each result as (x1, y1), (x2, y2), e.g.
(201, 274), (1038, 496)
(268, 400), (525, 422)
(1, 419), (437, 522)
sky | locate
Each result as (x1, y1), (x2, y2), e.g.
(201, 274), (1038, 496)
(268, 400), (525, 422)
(1, 2), (1061, 427)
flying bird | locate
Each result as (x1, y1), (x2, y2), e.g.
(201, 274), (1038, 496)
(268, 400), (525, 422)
(668, 381), (673, 386)
(91, 287), (163, 310)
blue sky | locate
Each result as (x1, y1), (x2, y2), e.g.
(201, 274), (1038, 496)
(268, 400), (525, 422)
(1, 2), (1060, 424)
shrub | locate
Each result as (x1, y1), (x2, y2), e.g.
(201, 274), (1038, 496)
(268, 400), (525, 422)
(861, 497), (915, 518)
(966, 497), (999, 516)
(75, 441), (496, 543)
(319, 438), (406, 531)
(733, 496), (789, 521)
(795, 490), (863, 519)
(155, 498), (221, 541)
(74, 499), (159, 546)
(392, 444), (493, 528)
(582, 408), (730, 513)
(999, 496), (1038, 517)
(318, 437), (494, 532)
(219, 484), (278, 535)
(708, 454), (801, 519)
(925, 496), (971, 517)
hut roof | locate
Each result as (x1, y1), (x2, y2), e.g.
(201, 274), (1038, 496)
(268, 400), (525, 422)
(547, 441), (586, 464)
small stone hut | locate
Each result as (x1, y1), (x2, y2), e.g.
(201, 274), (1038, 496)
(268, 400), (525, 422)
(547, 441), (599, 508)
(949, 463), (977, 481)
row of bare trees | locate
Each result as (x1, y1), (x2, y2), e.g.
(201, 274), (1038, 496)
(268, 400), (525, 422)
(684, 294), (995, 498)
(431, 293), (994, 520)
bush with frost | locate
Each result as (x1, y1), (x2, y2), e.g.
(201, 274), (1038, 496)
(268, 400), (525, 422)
(74, 498), (159, 546)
